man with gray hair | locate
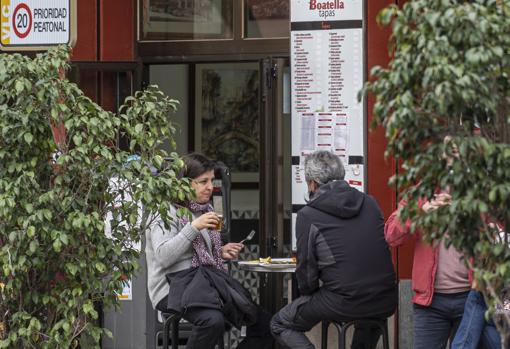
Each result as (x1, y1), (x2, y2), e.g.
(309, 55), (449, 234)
(270, 150), (397, 349)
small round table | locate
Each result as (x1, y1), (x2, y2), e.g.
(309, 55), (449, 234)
(236, 261), (298, 303)
(237, 262), (296, 274)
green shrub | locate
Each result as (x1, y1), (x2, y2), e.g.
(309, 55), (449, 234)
(363, 0), (510, 345)
(0, 46), (193, 348)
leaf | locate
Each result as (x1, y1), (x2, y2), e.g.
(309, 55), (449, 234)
(60, 233), (69, 245)
(53, 239), (62, 252)
(494, 244), (504, 257)
(15, 80), (24, 93)
(27, 226), (35, 237)
(43, 210), (52, 221)
(73, 135), (82, 146)
(62, 322), (70, 332)
(83, 302), (94, 314)
(95, 262), (106, 273)
(24, 133), (33, 144)
(103, 328), (113, 339)
(0, 339), (11, 348)
(29, 240), (38, 254)
(67, 263), (78, 276)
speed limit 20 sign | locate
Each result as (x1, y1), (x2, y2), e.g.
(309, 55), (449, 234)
(0, 0), (76, 51)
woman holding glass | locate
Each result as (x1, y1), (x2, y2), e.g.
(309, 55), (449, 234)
(146, 153), (272, 349)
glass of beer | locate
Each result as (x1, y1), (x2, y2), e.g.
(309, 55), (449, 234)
(215, 214), (223, 231)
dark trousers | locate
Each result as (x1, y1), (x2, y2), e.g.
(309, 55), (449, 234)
(413, 292), (469, 349)
(270, 288), (388, 349)
(157, 298), (273, 349)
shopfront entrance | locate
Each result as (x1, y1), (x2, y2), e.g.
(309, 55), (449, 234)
(145, 57), (292, 309)
(138, 2), (294, 347)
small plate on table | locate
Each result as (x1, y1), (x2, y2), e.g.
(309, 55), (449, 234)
(238, 258), (296, 268)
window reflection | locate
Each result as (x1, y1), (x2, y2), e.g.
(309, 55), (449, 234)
(244, 0), (289, 38)
(195, 63), (260, 182)
(140, 0), (233, 40)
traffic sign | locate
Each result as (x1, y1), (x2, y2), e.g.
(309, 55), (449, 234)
(0, 0), (76, 51)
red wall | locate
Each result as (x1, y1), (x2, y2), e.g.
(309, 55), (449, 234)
(366, 0), (395, 219)
(71, 0), (135, 108)
(99, 0), (135, 61)
(72, 1), (97, 61)
(366, 0), (414, 280)
(366, 2), (414, 347)
(73, 0), (134, 61)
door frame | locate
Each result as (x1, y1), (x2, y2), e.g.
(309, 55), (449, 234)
(259, 56), (290, 313)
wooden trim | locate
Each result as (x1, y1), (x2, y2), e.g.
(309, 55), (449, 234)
(233, 0), (243, 40)
(188, 63), (196, 152)
(141, 53), (288, 64)
(232, 182), (259, 190)
(71, 61), (139, 71)
(133, 0), (139, 60)
(138, 38), (289, 60)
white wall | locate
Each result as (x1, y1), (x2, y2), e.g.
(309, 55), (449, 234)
(149, 65), (189, 155)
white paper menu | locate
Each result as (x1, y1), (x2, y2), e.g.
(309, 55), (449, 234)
(290, 0), (366, 249)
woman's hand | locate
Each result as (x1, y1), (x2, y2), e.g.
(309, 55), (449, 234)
(191, 212), (220, 231)
(221, 243), (244, 260)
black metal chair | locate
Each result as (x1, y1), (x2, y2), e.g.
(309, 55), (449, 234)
(157, 311), (225, 349)
(321, 318), (389, 349)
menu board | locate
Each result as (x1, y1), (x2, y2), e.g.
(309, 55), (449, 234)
(290, 0), (365, 249)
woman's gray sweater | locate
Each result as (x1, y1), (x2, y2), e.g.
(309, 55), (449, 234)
(146, 205), (212, 309)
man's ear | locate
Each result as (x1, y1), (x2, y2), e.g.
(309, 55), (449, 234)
(307, 181), (318, 193)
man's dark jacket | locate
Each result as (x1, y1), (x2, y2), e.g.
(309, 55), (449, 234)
(165, 266), (257, 329)
(296, 180), (397, 318)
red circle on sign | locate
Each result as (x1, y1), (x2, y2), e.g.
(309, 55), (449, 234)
(12, 3), (32, 39)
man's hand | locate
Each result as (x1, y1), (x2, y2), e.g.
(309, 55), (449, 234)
(422, 193), (451, 213)
(221, 242), (244, 260)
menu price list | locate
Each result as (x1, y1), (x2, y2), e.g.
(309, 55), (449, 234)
(291, 28), (363, 115)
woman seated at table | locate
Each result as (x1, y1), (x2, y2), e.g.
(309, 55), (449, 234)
(145, 153), (272, 349)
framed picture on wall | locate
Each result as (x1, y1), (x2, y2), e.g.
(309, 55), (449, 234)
(195, 62), (260, 184)
(246, 0), (289, 20)
(140, 0), (232, 40)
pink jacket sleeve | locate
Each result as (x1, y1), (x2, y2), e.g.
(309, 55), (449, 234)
(385, 199), (415, 247)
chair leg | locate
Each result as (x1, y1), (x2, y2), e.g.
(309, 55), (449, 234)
(171, 318), (179, 349)
(162, 314), (180, 349)
(321, 321), (329, 349)
(163, 315), (172, 349)
(330, 322), (346, 349)
(341, 323), (350, 349)
(216, 332), (224, 349)
(225, 329), (231, 349)
(381, 319), (390, 349)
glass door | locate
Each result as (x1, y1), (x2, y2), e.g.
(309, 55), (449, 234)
(145, 59), (291, 346)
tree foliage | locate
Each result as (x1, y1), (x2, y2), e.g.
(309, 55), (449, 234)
(0, 46), (193, 348)
(364, 0), (510, 343)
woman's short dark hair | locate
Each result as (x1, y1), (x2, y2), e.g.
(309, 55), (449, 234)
(182, 153), (216, 179)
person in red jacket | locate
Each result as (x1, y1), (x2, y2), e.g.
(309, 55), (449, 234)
(385, 193), (472, 349)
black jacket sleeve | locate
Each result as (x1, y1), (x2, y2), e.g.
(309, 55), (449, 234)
(295, 209), (319, 295)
